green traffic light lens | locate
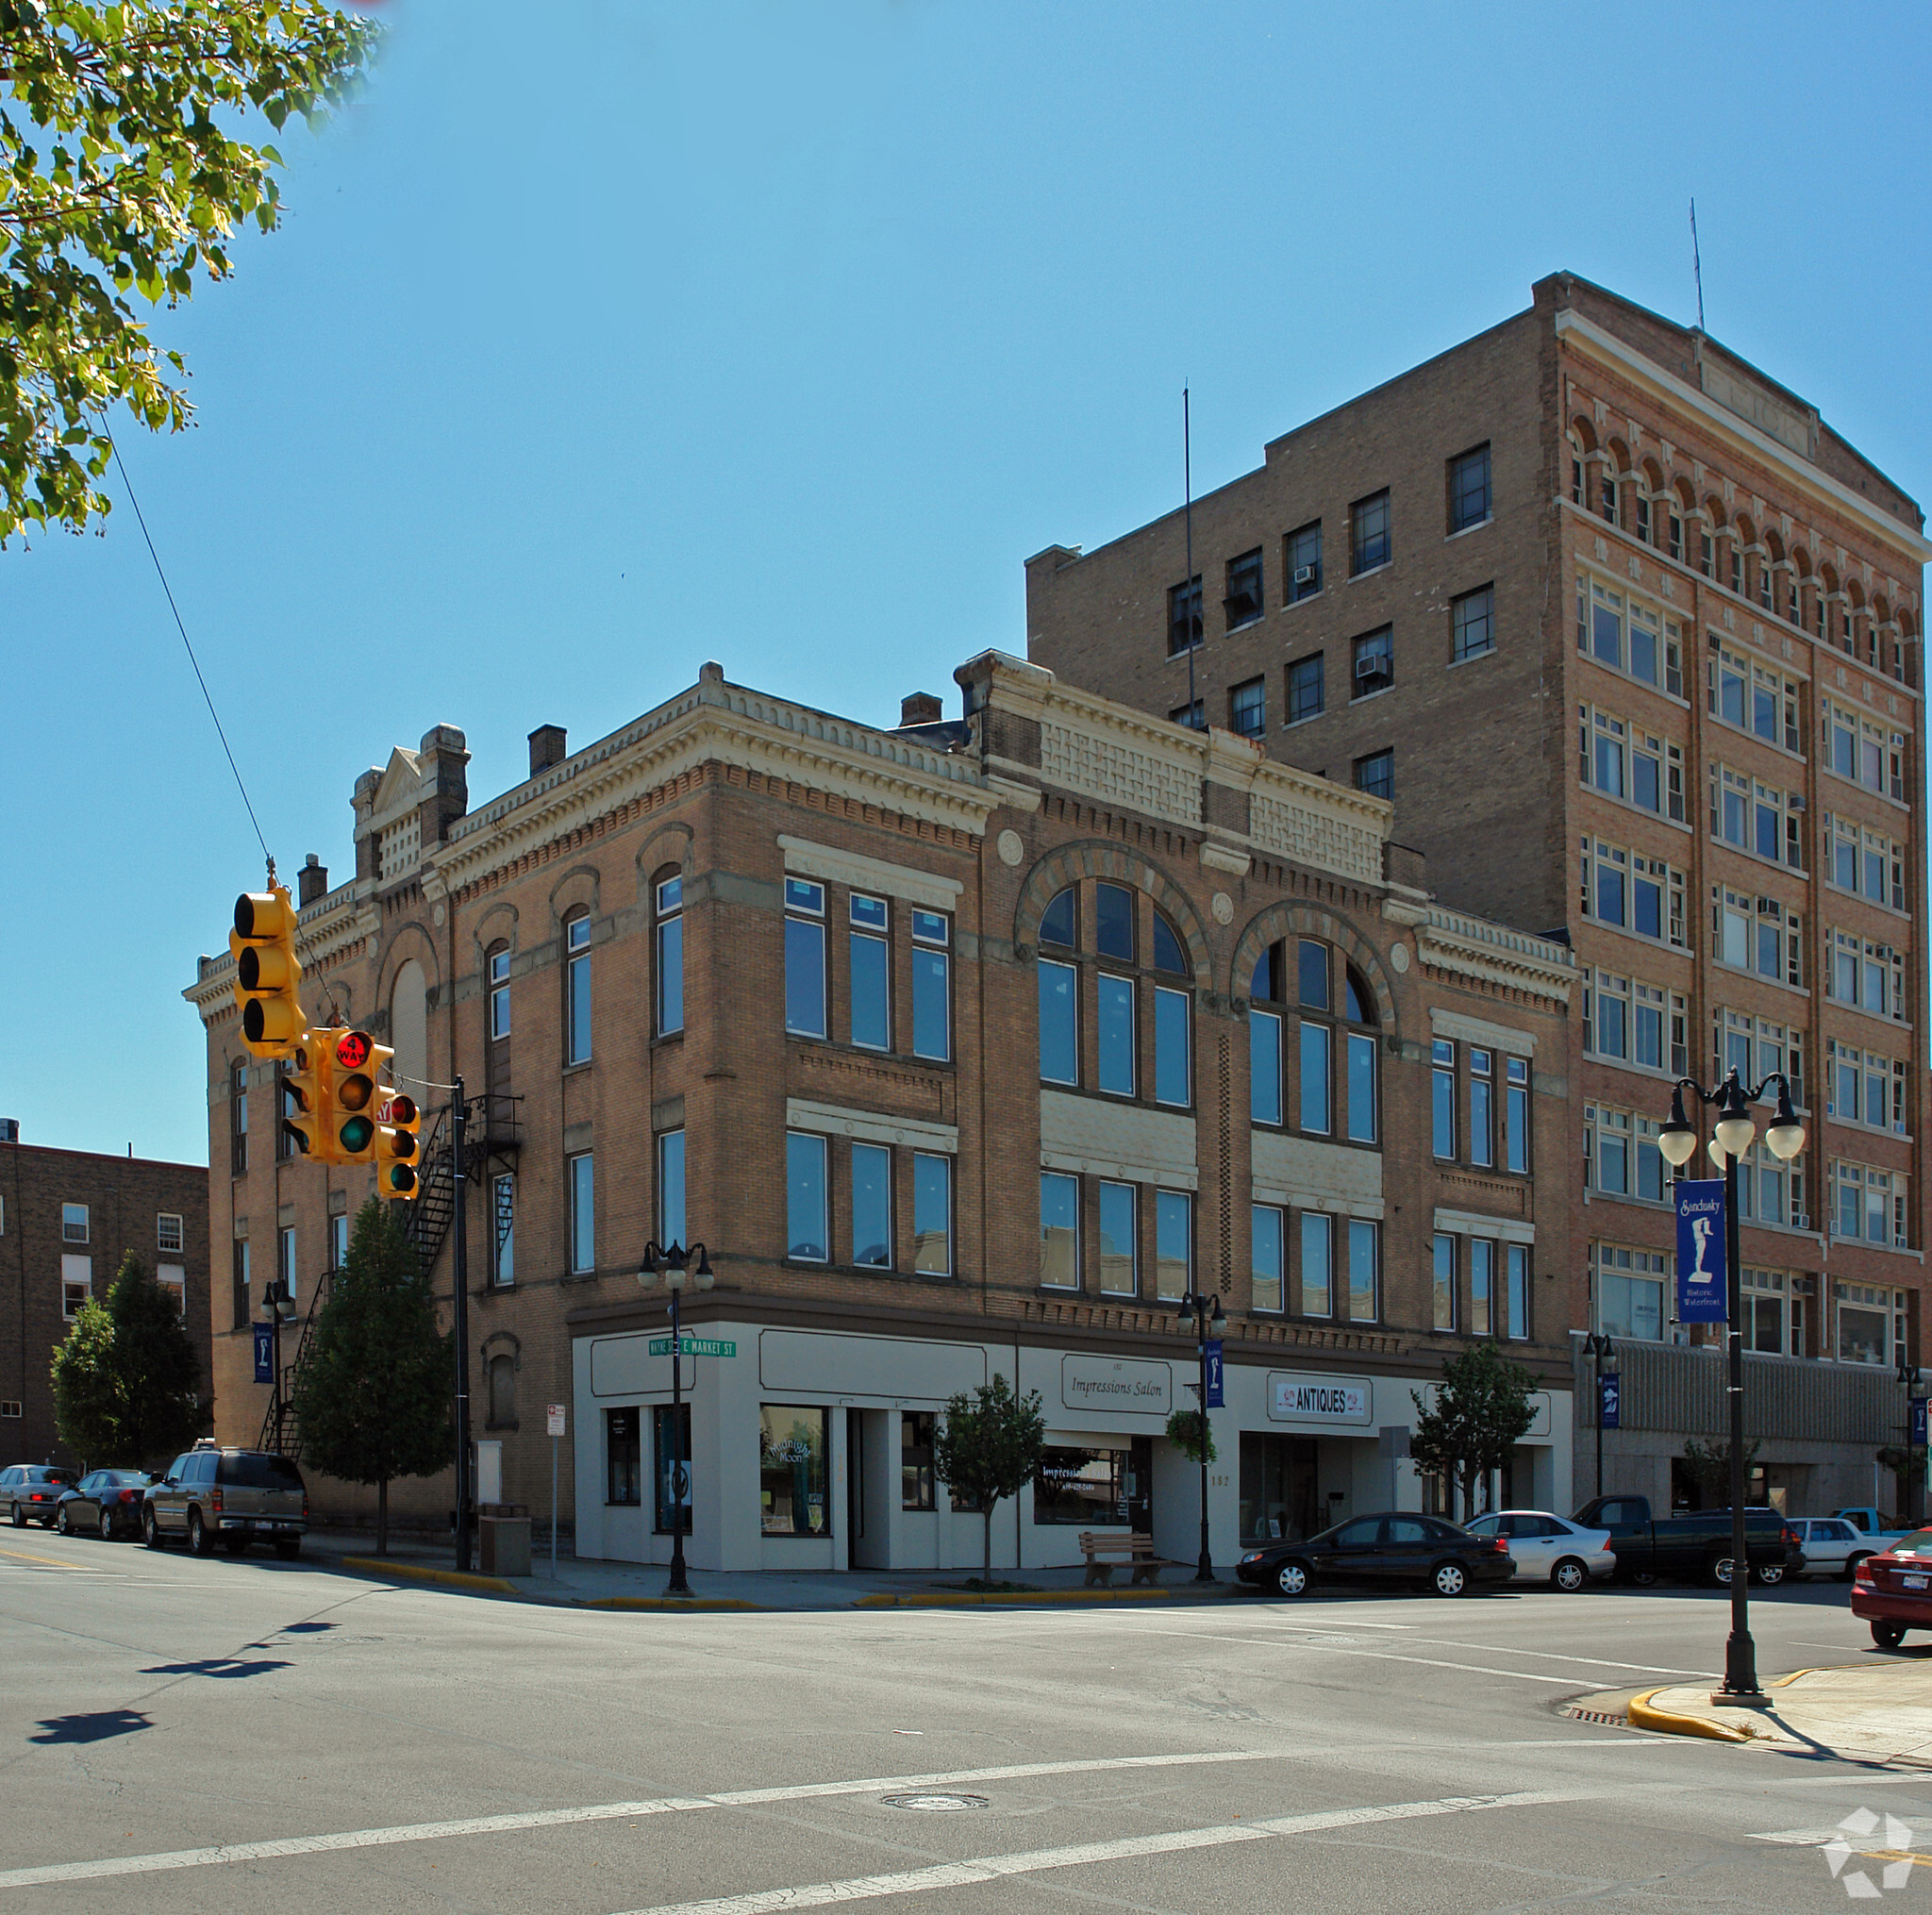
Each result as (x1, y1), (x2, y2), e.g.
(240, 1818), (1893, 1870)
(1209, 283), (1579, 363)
(340, 1116), (375, 1153)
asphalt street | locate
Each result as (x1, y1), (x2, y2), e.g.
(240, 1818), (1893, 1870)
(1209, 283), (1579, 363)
(0, 1528), (1924, 1913)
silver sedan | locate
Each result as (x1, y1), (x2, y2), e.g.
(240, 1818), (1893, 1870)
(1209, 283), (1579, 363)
(1462, 1510), (1616, 1590)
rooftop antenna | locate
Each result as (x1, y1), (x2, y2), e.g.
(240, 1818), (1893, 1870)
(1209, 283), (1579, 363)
(1183, 387), (1198, 725)
(1690, 198), (1706, 333)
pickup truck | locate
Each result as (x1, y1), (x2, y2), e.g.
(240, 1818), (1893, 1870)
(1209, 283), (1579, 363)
(1572, 1495), (1803, 1587)
(1832, 1508), (1917, 1545)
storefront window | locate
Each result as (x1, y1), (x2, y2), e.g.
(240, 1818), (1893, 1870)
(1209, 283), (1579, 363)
(1240, 1431), (1318, 1543)
(606, 1407), (641, 1507)
(653, 1403), (691, 1533)
(1032, 1440), (1150, 1527)
(901, 1411), (936, 1510)
(759, 1405), (829, 1536)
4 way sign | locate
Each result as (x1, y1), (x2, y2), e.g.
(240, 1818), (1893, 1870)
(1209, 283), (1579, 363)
(648, 1336), (737, 1358)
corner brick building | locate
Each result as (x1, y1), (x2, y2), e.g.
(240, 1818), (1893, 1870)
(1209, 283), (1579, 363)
(188, 656), (1583, 1570)
(1025, 272), (1932, 1513)
(0, 1135), (210, 1468)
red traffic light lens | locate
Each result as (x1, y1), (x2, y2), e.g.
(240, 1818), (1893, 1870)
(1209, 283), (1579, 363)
(385, 1093), (418, 1125)
(335, 1030), (373, 1068)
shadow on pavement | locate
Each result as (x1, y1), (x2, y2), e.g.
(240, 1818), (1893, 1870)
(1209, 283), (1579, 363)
(138, 1657), (291, 1679)
(29, 1709), (151, 1743)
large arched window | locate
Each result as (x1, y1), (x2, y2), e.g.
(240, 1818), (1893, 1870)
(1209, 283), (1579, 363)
(653, 867), (684, 1036)
(391, 958), (428, 1100)
(1248, 935), (1376, 1144)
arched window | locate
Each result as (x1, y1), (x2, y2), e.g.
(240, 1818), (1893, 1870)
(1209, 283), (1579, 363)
(391, 958), (428, 1099)
(1248, 938), (1376, 1144)
(563, 910), (591, 1065)
(487, 1353), (516, 1429)
(654, 869), (684, 1036)
(487, 941), (511, 1042)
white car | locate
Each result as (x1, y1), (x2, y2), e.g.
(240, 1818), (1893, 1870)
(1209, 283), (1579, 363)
(1463, 1510), (1616, 1591)
(1789, 1517), (1878, 1581)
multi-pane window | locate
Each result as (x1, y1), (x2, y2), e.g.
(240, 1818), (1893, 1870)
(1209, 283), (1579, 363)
(1040, 1172), (1078, 1289)
(1351, 626), (1392, 697)
(852, 1142), (891, 1268)
(1469, 1239), (1494, 1337)
(1828, 928), (1907, 1021)
(1229, 677), (1266, 740)
(1252, 1204), (1284, 1313)
(1824, 813), (1906, 910)
(1827, 1040), (1906, 1136)
(492, 1174), (514, 1286)
(564, 914), (592, 1065)
(1099, 1181), (1137, 1294)
(1286, 521), (1322, 601)
(1582, 837), (1686, 946)
(157, 1212), (183, 1254)
(1584, 1103), (1666, 1204)
(1668, 510), (1684, 562)
(1593, 1241), (1667, 1340)
(1039, 953), (1077, 1084)
(489, 948), (511, 1040)
(1468, 1048), (1493, 1167)
(1578, 705), (1684, 821)
(901, 1411), (936, 1510)
(1632, 981), (1690, 1074)
(1710, 764), (1804, 869)
(1251, 994), (1282, 1125)
(911, 910), (951, 1061)
(786, 1131), (827, 1261)
(1506, 1244), (1529, 1340)
(62, 1203), (88, 1244)
(1154, 984), (1191, 1107)
(1574, 576), (1683, 695)
(1833, 1161), (1907, 1249)
(1354, 749), (1392, 802)
(1635, 493), (1652, 545)
(1097, 970), (1135, 1096)
(1432, 1040), (1457, 1158)
(655, 876), (684, 1035)
(657, 1128), (686, 1246)
(912, 1154), (951, 1274)
(60, 1253), (91, 1320)
(1835, 1281), (1908, 1367)
(1346, 1220), (1378, 1324)
(1300, 1212), (1332, 1317)
(1346, 1024), (1375, 1144)
(1224, 548), (1264, 630)
(1714, 1008), (1804, 1110)
(1823, 700), (1907, 801)
(1155, 1191), (1191, 1301)
(1350, 490), (1391, 574)
(1584, 970), (1628, 1061)
(1250, 938), (1373, 1141)
(1506, 1057), (1530, 1174)
(784, 878), (827, 1038)
(1448, 443), (1491, 533)
(1167, 575), (1203, 656)
(1450, 585), (1493, 662)
(1715, 887), (1803, 987)
(1432, 1233), (1455, 1331)
(849, 894), (890, 1051)
(1287, 653), (1324, 724)
(568, 1151), (594, 1273)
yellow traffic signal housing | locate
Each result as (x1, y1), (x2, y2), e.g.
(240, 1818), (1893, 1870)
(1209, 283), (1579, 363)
(280, 1030), (330, 1160)
(376, 1090), (422, 1198)
(230, 886), (306, 1057)
(328, 1029), (382, 1161)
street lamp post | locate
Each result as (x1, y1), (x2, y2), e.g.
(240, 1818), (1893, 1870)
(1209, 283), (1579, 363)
(1583, 1331), (1619, 1500)
(1657, 1068), (1805, 1702)
(1174, 1286), (1225, 1583)
(637, 1239), (714, 1598)
(1898, 1360), (1924, 1531)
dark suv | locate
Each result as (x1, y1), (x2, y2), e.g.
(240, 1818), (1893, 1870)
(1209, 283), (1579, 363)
(143, 1446), (308, 1557)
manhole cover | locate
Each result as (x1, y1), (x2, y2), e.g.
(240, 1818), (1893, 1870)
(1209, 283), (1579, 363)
(880, 1792), (990, 1812)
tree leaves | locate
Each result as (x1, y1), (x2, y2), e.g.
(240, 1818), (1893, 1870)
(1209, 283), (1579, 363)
(0, 0), (378, 541)
(48, 1251), (206, 1467)
(1410, 1343), (1538, 1518)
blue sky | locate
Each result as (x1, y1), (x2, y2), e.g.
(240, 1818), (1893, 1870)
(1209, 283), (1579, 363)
(8, 0), (1929, 1164)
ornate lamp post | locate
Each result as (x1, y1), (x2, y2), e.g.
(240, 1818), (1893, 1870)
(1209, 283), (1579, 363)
(1583, 1331), (1620, 1500)
(1174, 1286), (1225, 1583)
(1657, 1068), (1805, 1701)
(636, 1239), (713, 1598)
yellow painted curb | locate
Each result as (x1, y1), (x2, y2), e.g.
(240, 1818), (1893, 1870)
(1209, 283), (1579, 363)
(1771, 1668), (1815, 1688)
(584, 1597), (760, 1612)
(855, 1587), (1199, 1608)
(339, 1557), (520, 1596)
(1626, 1687), (1756, 1743)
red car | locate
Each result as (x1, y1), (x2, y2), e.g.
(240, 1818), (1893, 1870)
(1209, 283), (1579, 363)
(1850, 1528), (1932, 1647)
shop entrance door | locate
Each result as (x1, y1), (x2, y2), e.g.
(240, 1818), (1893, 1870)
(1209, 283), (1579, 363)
(1126, 1436), (1153, 1533)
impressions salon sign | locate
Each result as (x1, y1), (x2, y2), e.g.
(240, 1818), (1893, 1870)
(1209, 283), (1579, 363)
(1268, 1373), (1373, 1426)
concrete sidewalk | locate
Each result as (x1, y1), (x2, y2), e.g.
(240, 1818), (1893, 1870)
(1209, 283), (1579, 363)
(1628, 1660), (1932, 1765)
(300, 1527), (1255, 1611)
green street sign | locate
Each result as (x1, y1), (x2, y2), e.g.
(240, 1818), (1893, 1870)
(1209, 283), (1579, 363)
(648, 1336), (736, 1358)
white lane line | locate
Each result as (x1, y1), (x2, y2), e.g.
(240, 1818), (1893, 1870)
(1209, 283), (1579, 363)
(0, 1750), (1273, 1891)
(611, 1790), (1589, 1915)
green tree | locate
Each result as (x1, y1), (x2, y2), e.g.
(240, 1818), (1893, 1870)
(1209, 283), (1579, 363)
(1410, 1343), (1538, 1522)
(932, 1374), (1046, 1581)
(49, 1253), (204, 1467)
(1, 0), (379, 542)
(291, 1198), (452, 1555)
(1682, 1435), (1762, 1507)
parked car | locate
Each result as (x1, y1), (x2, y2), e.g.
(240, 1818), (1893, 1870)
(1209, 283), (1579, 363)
(2, 1464), (78, 1527)
(143, 1445), (308, 1557)
(55, 1470), (153, 1539)
(1461, 1510), (1616, 1591)
(1851, 1529), (1932, 1647)
(1572, 1495), (1803, 1587)
(1235, 1511), (1515, 1598)
(1833, 1507), (1916, 1546)
(1789, 1516), (1879, 1582)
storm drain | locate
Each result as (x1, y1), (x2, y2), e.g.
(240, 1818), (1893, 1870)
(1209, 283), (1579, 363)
(880, 1792), (991, 1812)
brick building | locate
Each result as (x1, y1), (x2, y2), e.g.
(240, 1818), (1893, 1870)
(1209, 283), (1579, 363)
(0, 1132), (210, 1468)
(1024, 272), (1932, 1513)
(186, 655), (1579, 1569)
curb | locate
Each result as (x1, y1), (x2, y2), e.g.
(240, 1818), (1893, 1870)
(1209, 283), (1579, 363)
(854, 1586), (1223, 1608)
(1625, 1687), (1756, 1743)
(583, 1597), (762, 1611)
(337, 1557), (522, 1596)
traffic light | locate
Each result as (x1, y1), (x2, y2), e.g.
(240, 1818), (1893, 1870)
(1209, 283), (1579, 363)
(280, 1029), (329, 1159)
(230, 886), (306, 1057)
(375, 1091), (421, 1197)
(327, 1029), (383, 1161)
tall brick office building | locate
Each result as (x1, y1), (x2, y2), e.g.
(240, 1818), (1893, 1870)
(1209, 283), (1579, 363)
(188, 656), (1580, 1570)
(1026, 272), (1932, 1512)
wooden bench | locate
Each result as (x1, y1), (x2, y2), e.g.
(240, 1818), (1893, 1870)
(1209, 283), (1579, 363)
(1078, 1530), (1172, 1586)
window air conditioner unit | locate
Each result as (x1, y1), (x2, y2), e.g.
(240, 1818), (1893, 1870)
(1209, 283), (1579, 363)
(1356, 658), (1387, 681)
(1293, 565), (1316, 587)
(1788, 791), (1806, 810)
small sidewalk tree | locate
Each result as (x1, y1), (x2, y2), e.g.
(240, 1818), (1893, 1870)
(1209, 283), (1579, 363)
(932, 1374), (1046, 1582)
(1410, 1343), (1537, 1523)
(50, 1254), (204, 1469)
(292, 1199), (453, 1555)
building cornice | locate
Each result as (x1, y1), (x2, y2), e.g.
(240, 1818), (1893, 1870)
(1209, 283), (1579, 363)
(1415, 906), (1574, 1007)
(1555, 309), (1932, 566)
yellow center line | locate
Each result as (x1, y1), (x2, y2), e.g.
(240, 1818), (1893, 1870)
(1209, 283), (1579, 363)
(0, 1545), (87, 1571)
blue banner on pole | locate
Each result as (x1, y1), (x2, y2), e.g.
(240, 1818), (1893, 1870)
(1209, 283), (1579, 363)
(1674, 1179), (1728, 1324)
(1203, 1340), (1224, 1408)
(253, 1323), (275, 1385)
(1599, 1374), (1622, 1429)
(1913, 1398), (1927, 1448)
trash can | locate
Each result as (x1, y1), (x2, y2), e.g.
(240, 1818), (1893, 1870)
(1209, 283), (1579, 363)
(478, 1503), (532, 1576)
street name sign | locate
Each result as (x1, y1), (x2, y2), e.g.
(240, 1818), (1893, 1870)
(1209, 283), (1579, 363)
(648, 1336), (737, 1358)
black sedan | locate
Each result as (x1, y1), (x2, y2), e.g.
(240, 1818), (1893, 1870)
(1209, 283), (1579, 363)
(56, 1470), (154, 1540)
(1235, 1510), (1515, 1598)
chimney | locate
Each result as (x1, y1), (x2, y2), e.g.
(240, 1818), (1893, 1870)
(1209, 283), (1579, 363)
(297, 853), (328, 907)
(529, 724), (568, 775)
(900, 691), (943, 727)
